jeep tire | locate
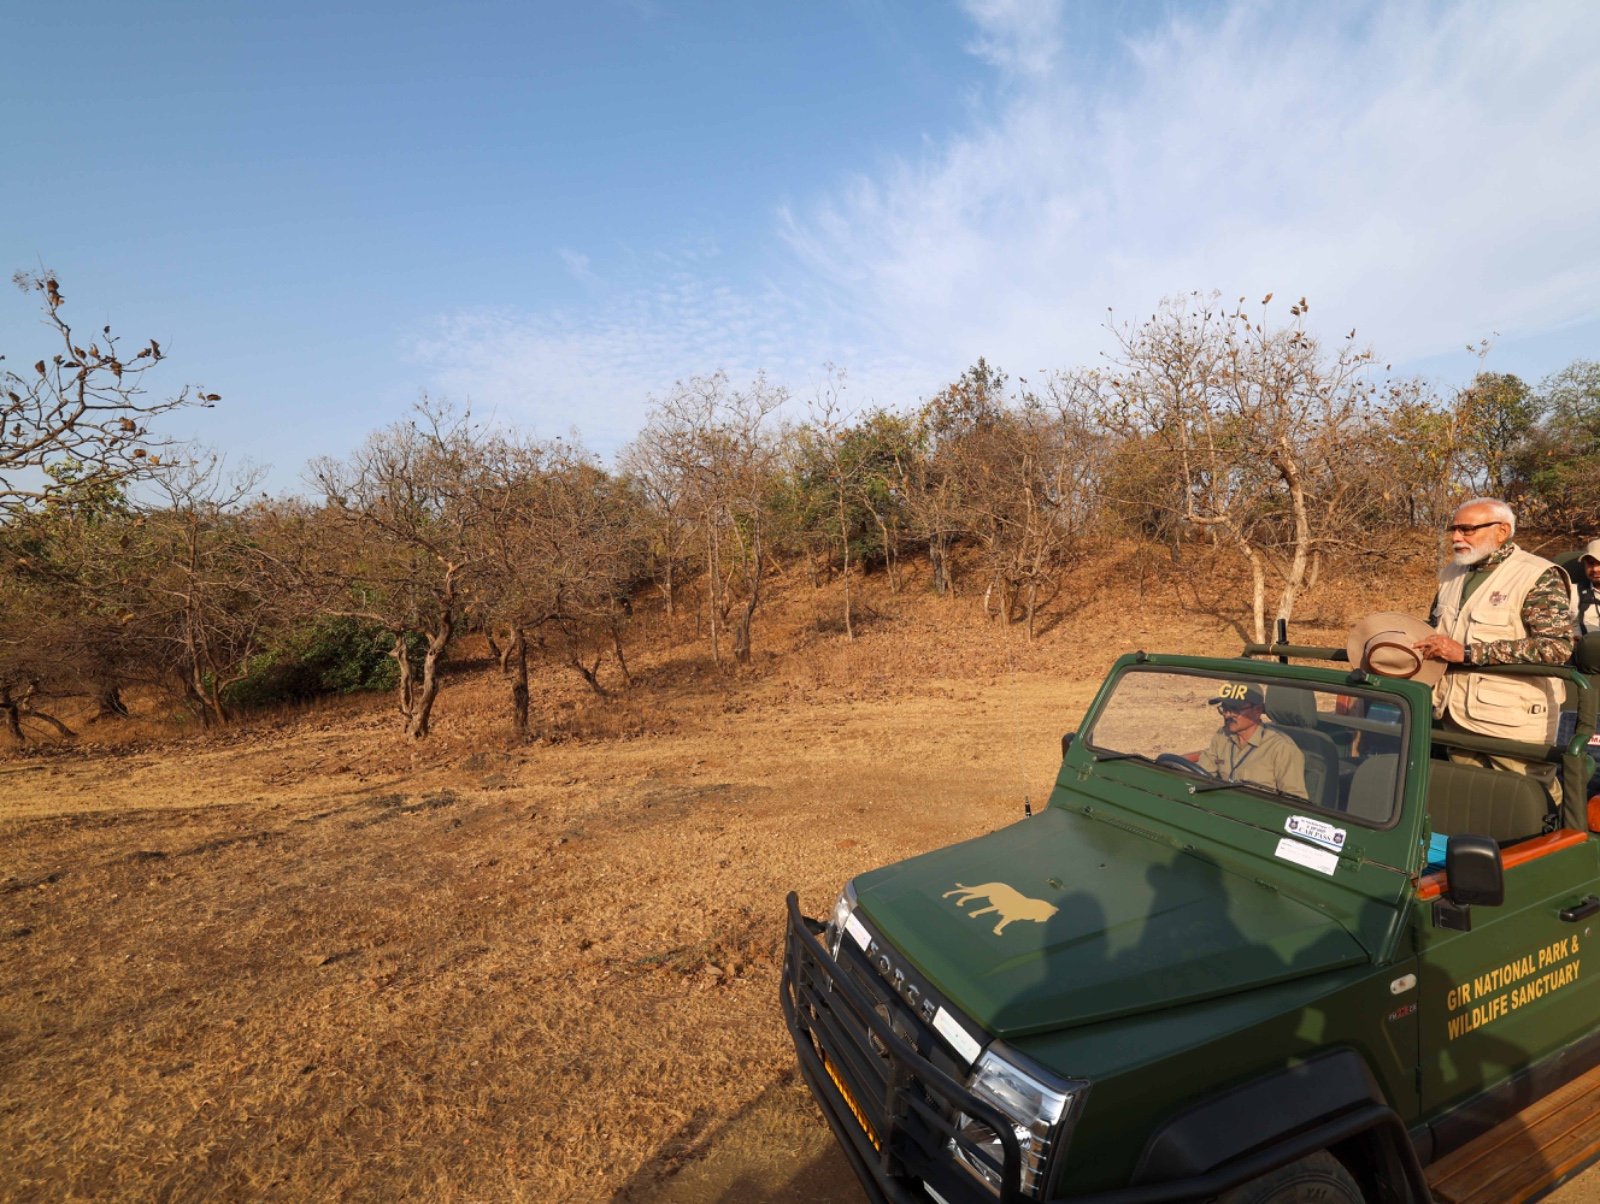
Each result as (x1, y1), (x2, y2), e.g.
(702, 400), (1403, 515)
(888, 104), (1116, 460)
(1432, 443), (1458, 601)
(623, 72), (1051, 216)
(1218, 1150), (1365, 1204)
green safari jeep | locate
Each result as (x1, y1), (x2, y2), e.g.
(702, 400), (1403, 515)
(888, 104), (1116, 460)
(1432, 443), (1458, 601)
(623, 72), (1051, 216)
(782, 642), (1600, 1203)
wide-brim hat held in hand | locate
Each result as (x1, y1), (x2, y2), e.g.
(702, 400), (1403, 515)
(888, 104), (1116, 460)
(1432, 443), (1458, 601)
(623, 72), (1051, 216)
(1346, 612), (1448, 687)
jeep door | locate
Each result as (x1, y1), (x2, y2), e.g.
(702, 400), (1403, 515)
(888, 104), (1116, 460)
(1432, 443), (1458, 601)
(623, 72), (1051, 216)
(1415, 833), (1600, 1116)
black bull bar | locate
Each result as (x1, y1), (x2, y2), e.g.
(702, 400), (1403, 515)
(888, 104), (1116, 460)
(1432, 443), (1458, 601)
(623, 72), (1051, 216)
(780, 891), (1030, 1204)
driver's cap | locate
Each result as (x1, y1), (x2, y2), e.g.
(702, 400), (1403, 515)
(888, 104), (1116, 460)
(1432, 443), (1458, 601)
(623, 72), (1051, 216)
(1207, 683), (1264, 708)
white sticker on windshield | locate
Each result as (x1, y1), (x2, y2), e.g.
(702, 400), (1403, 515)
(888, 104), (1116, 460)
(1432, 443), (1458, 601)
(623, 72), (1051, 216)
(1285, 815), (1347, 853)
(933, 1006), (982, 1065)
(845, 912), (871, 950)
(1275, 837), (1339, 876)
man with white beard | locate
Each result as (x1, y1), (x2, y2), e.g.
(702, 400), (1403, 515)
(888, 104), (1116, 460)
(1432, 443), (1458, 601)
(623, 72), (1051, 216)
(1412, 498), (1575, 810)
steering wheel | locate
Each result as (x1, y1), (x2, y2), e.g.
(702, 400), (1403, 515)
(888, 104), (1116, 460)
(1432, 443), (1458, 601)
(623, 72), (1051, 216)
(1155, 752), (1215, 779)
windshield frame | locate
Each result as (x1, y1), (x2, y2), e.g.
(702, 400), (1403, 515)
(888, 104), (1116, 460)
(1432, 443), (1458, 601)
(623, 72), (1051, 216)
(1079, 661), (1414, 832)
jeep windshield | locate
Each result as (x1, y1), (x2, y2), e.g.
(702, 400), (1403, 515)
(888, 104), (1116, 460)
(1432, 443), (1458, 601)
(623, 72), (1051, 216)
(1083, 665), (1406, 826)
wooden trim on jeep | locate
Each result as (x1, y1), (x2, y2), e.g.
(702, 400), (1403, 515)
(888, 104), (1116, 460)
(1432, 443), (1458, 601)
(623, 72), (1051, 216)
(1414, 826), (1587, 903)
(1415, 829), (1591, 902)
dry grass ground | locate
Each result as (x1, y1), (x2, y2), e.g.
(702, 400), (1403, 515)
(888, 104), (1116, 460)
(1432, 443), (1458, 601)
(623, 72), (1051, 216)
(8, 542), (1584, 1202)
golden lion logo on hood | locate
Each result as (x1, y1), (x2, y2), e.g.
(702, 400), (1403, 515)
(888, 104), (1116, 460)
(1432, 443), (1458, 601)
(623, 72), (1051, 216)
(942, 882), (1058, 935)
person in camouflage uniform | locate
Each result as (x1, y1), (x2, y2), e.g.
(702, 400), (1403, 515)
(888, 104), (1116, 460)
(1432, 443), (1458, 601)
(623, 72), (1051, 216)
(1413, 498), (1575, 808)
(1577, 540), (1600, 637)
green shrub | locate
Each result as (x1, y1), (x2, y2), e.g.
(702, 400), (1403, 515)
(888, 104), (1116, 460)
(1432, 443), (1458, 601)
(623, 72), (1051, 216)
(224, 618), (400, 710)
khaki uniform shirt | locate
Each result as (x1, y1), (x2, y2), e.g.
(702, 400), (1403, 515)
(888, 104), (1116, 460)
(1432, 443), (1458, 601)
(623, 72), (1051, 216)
(1197, 725), (1308, 799)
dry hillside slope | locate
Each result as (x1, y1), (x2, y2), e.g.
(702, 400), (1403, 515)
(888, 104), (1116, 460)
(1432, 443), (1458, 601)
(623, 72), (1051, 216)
(3, 544), (1525, 1201)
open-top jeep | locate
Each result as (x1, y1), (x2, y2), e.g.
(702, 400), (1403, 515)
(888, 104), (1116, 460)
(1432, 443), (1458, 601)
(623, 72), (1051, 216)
(782, 635), (1600, 1203)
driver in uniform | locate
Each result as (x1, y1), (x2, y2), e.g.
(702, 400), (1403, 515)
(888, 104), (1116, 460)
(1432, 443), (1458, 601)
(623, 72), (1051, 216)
(1196, 684), (1309, 799)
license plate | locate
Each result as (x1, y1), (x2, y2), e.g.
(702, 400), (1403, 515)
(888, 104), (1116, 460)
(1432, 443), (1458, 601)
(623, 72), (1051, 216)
(823, 1053), (880, 1151)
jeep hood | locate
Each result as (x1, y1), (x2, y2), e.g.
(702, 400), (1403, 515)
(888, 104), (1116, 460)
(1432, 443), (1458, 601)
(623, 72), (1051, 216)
(851, 806), (1368, 1039)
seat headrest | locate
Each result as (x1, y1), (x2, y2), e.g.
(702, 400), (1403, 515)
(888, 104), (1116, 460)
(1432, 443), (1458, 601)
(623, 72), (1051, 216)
(1264, 684), (1319, 728)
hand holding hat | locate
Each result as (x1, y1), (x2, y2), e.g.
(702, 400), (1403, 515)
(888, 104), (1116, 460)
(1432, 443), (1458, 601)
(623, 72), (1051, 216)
(1345, 612), (1450, 685)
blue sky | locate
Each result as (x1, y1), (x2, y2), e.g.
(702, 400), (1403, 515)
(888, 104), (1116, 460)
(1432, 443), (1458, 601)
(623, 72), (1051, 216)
(5, 0), (1599, 496)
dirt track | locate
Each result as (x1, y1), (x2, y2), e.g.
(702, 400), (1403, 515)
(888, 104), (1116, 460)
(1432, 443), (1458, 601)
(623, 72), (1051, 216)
(0, 648), (1097, 1200)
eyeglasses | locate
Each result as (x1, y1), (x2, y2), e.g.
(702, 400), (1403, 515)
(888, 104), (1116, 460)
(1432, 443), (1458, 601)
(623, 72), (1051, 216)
(1444, 521), (1503, 535)
(1217, 705), (1250, 717)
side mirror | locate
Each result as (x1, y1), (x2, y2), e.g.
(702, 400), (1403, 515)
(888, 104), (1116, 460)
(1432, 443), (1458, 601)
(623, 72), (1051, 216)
(1446, 835), (1504, 907)
(1061, 731), (1076, 758)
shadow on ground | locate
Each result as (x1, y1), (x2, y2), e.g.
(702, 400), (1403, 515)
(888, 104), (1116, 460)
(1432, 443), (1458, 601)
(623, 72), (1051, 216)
(614, 1071), (864, 1203)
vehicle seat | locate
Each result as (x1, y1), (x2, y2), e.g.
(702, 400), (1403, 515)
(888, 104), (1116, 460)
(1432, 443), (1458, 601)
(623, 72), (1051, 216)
(1426, 760), (1551, 843)
(1272, 726), (1342, 812)
(1264, 686), (1342, 812)
(1345, 753), (1399, 823)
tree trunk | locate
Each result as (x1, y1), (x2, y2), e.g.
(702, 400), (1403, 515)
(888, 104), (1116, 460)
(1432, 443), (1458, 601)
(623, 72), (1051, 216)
(1, 689), (23, 742)
(1241, 540), (1267, 644)
(706, 530), (721, 663)
(566, 651), (610, 698)
(874, 512), (899, 594)
(391, 632), (416, 723)
(1272, 446), (1312, 630)
(507, 627), (530, 742)
(610, 620), (632, 686)
(181, 675), (214, 727)
(839, 493), (854, 640)
(406, 614), (454, 740)
(193, 667), (229, 727)
(91, 686), (130, 722)
(732, 530), (764, 665)
(929, 533), (951, 595)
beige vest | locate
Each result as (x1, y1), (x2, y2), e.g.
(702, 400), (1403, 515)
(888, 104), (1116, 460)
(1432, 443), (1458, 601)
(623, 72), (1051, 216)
(1432, 547), (1562, 743)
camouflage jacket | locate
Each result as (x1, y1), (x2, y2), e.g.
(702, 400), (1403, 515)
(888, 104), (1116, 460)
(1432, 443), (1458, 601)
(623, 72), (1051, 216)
(1429, 543), (1576, 666)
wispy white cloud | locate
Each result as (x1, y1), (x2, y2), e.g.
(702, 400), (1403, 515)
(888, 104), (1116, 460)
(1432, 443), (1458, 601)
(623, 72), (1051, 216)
(415, 1), (1600, 455)
(557, 248), (600, 289)
(786, 0), (1600, 377)
(407, 251), (917, 454)
(960, 0), (1067, 80)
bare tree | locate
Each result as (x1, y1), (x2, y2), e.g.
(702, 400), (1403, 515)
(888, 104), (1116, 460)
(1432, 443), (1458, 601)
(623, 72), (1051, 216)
(618, 431), (694, 618)
(1101, 293), (1385, 641)
(2, 273), (217, 517)
(970, 373), (1110, 638)
(473, 436), (645, 740)
(1351, 386), (1461, 533)
(142, 454), (275, 726)
(308, 400), (483, 739)
(632, 372), (786, 664)
(899, 359), (1008, 595)
(799, 367), (866, 638)
(0, 475), (158, 737)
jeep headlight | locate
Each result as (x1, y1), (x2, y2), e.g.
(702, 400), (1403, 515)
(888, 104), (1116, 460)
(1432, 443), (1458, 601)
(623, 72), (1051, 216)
(825, 880), (859, 959)
(951, 1043), (1087, 1198)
